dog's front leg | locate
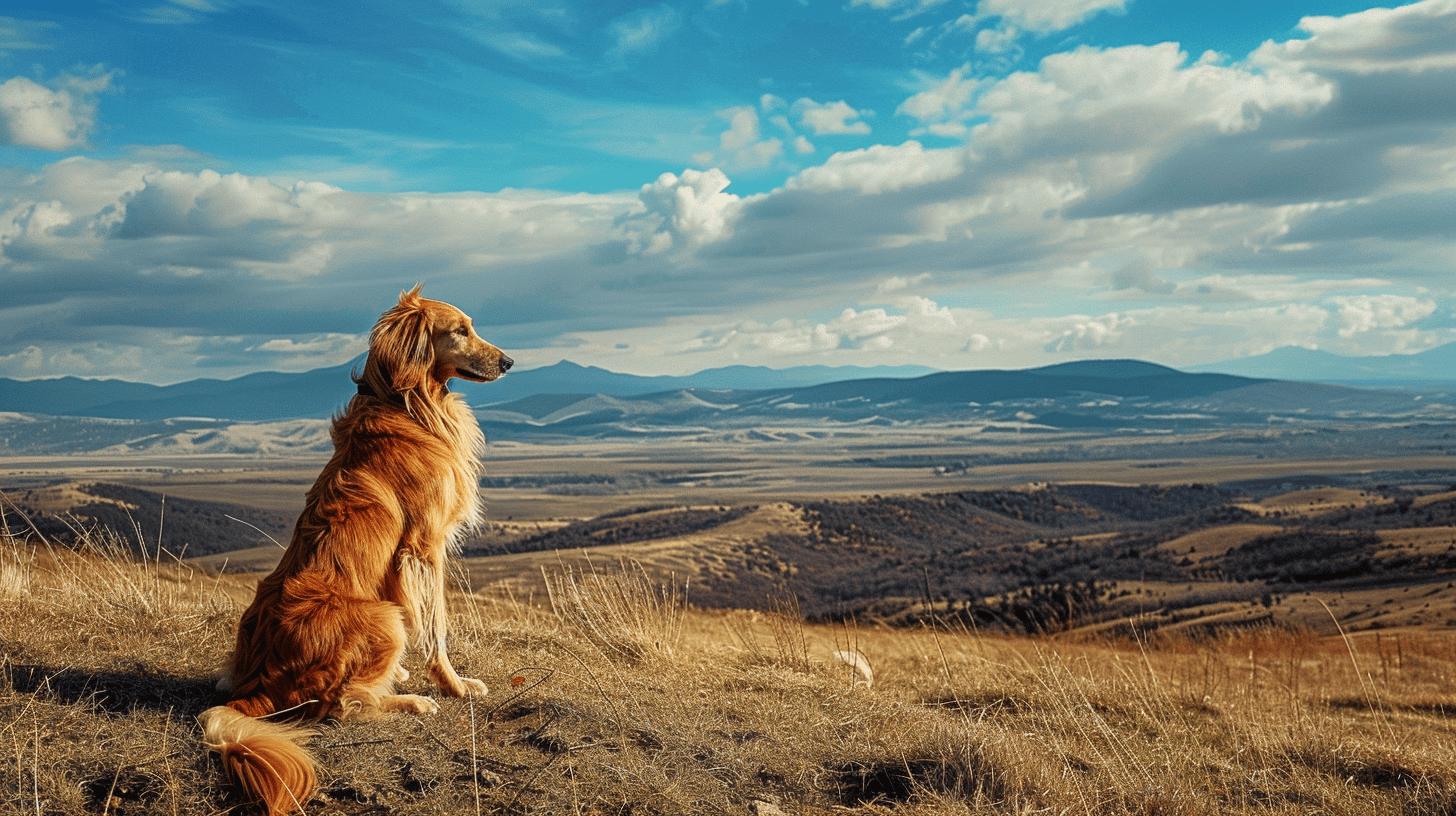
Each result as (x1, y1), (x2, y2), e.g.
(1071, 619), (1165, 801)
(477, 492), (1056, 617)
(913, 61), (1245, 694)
(401, 552), (488, 698)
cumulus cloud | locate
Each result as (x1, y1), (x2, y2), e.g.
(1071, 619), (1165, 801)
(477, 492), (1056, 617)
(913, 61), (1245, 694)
(0, 71), (113, 151)
(0, 343), (43, 375)
(112, 170), (334, 240)
(713, 106), (783, 169)
(683, 295), (961, 358)
(1253, 0), (1456, 74)
(1045, 313), (1131, 352)
(975, 24), (1021, 54)
(622, 168), (740, 255)
(896, 65), (978, 136)
(792, 98), (872, 136)
(1331, 295), (1437, 338)
(786, 141), (961, 195)
(975, 0), (1126, 33)
(0, 158), (639, 380)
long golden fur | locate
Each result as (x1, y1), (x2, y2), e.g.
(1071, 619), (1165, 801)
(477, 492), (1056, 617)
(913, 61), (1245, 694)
(199, 285), (512, 814)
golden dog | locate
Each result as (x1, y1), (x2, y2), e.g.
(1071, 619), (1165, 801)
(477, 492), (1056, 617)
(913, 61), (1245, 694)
(199, 285), (512, 814)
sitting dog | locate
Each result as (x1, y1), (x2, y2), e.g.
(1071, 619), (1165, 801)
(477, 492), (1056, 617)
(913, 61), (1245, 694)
(199, 285), (512, 814)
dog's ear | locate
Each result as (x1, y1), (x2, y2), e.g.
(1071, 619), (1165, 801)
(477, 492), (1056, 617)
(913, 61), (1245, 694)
(369, 295), (433, 394)
(399, 282), (424, 308)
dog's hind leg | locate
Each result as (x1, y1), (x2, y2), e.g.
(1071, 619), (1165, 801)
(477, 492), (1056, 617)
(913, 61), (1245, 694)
(336, 601), (440, 718)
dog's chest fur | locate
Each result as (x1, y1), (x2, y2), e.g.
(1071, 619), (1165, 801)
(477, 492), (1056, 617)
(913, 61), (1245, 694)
(435, 394), (486, 549)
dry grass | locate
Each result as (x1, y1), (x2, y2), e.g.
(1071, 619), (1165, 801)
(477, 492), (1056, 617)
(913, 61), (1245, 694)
(543, 558), (686, 663)
(3, 516), (1456, 815)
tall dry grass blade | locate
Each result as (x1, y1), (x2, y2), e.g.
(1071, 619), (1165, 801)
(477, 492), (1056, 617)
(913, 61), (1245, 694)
(543, 559), (684, 663)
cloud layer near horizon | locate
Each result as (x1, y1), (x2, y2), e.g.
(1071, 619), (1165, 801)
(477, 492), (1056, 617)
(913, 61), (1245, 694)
(0, 0), (1453, 382)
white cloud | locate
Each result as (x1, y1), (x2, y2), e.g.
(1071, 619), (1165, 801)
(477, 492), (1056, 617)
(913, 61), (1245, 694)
(623, 167), (740, 255)
(975, 0), (1126, 34)
(0, 344), (43, 375)
(877, 273), (931, 293)
(1045, 313), (1131, 352)
(0, 71), (113, 151)
(714, 106), (783, 168)
(792, 98), (872, 136)
(896, 65), (978, 136)
(1253, 0), (1456, 74)
(112, 169), (332, 239)
(975, 24), (1021, 54)
(973, 44), (1332, 159)
(251, 333), (364, 355)
(608, 4), (680, 56)
(793, 135), (815, 155)
(548, 294), (1371, 373)
(246, 332), (366, 369)
(1331, 295), (1437, 338)
(786, 141), (961, 195)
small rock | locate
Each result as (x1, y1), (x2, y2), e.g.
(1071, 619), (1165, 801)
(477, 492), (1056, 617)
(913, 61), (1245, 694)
(750, 800), (788, 816)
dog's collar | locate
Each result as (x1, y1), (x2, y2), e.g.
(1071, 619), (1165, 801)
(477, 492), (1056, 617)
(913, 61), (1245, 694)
(355, 381), (406, 405)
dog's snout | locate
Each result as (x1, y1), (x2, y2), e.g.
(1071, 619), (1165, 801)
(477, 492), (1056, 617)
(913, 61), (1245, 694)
(499, 354), (514, 372)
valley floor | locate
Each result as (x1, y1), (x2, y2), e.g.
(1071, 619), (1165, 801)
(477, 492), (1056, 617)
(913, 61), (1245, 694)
(3, 534), (1455, 816)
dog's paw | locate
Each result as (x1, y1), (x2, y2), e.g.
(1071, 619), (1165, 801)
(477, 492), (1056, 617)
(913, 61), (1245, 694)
(393, 665), (411, 683)
(430, 664), (489, 698)
(386, 694), (439, 716)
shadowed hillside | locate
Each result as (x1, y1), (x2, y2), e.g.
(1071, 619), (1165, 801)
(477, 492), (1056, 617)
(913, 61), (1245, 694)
(3, 524), (1455, 816)
(460, 481), (1456, 636)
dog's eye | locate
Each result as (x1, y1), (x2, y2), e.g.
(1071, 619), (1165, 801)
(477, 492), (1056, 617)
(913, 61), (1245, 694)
(453, 326), (468, 336)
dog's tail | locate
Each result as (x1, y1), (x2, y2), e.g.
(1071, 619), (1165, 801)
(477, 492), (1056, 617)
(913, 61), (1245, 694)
(199, 704), (317, 815)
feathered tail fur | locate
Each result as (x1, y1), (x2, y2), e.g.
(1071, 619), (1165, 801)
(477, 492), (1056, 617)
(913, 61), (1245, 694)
(199, 705), (317, 815)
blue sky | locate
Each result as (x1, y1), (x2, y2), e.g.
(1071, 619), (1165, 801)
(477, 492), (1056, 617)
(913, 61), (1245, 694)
(0, 0), (1453, 382)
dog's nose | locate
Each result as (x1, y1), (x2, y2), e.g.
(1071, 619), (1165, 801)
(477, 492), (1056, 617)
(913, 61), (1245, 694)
(499, 354), (514, 372)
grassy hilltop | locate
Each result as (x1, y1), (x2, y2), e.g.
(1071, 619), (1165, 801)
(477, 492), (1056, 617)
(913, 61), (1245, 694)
(3, 518), (1456, 816)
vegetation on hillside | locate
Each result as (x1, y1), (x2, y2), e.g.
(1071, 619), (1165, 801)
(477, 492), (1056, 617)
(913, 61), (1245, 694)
(2, 517), (1455, 815)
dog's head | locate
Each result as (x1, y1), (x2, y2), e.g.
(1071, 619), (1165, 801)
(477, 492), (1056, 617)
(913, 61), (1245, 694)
(364, 284), (513, 396)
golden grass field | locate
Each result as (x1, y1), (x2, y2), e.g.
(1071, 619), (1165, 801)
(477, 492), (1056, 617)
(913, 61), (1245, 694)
(4, 517), (1456, 816)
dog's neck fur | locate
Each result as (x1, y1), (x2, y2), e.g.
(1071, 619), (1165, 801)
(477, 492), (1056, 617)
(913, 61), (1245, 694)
(351, 368), (486, 539)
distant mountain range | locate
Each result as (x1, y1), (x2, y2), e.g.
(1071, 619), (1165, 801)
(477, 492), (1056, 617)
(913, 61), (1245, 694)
(1194, 343), (1456, 384)
(2, 357), (1450, 454)
(0, 359), (938, 421)
(476, 359), (1443, 440)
